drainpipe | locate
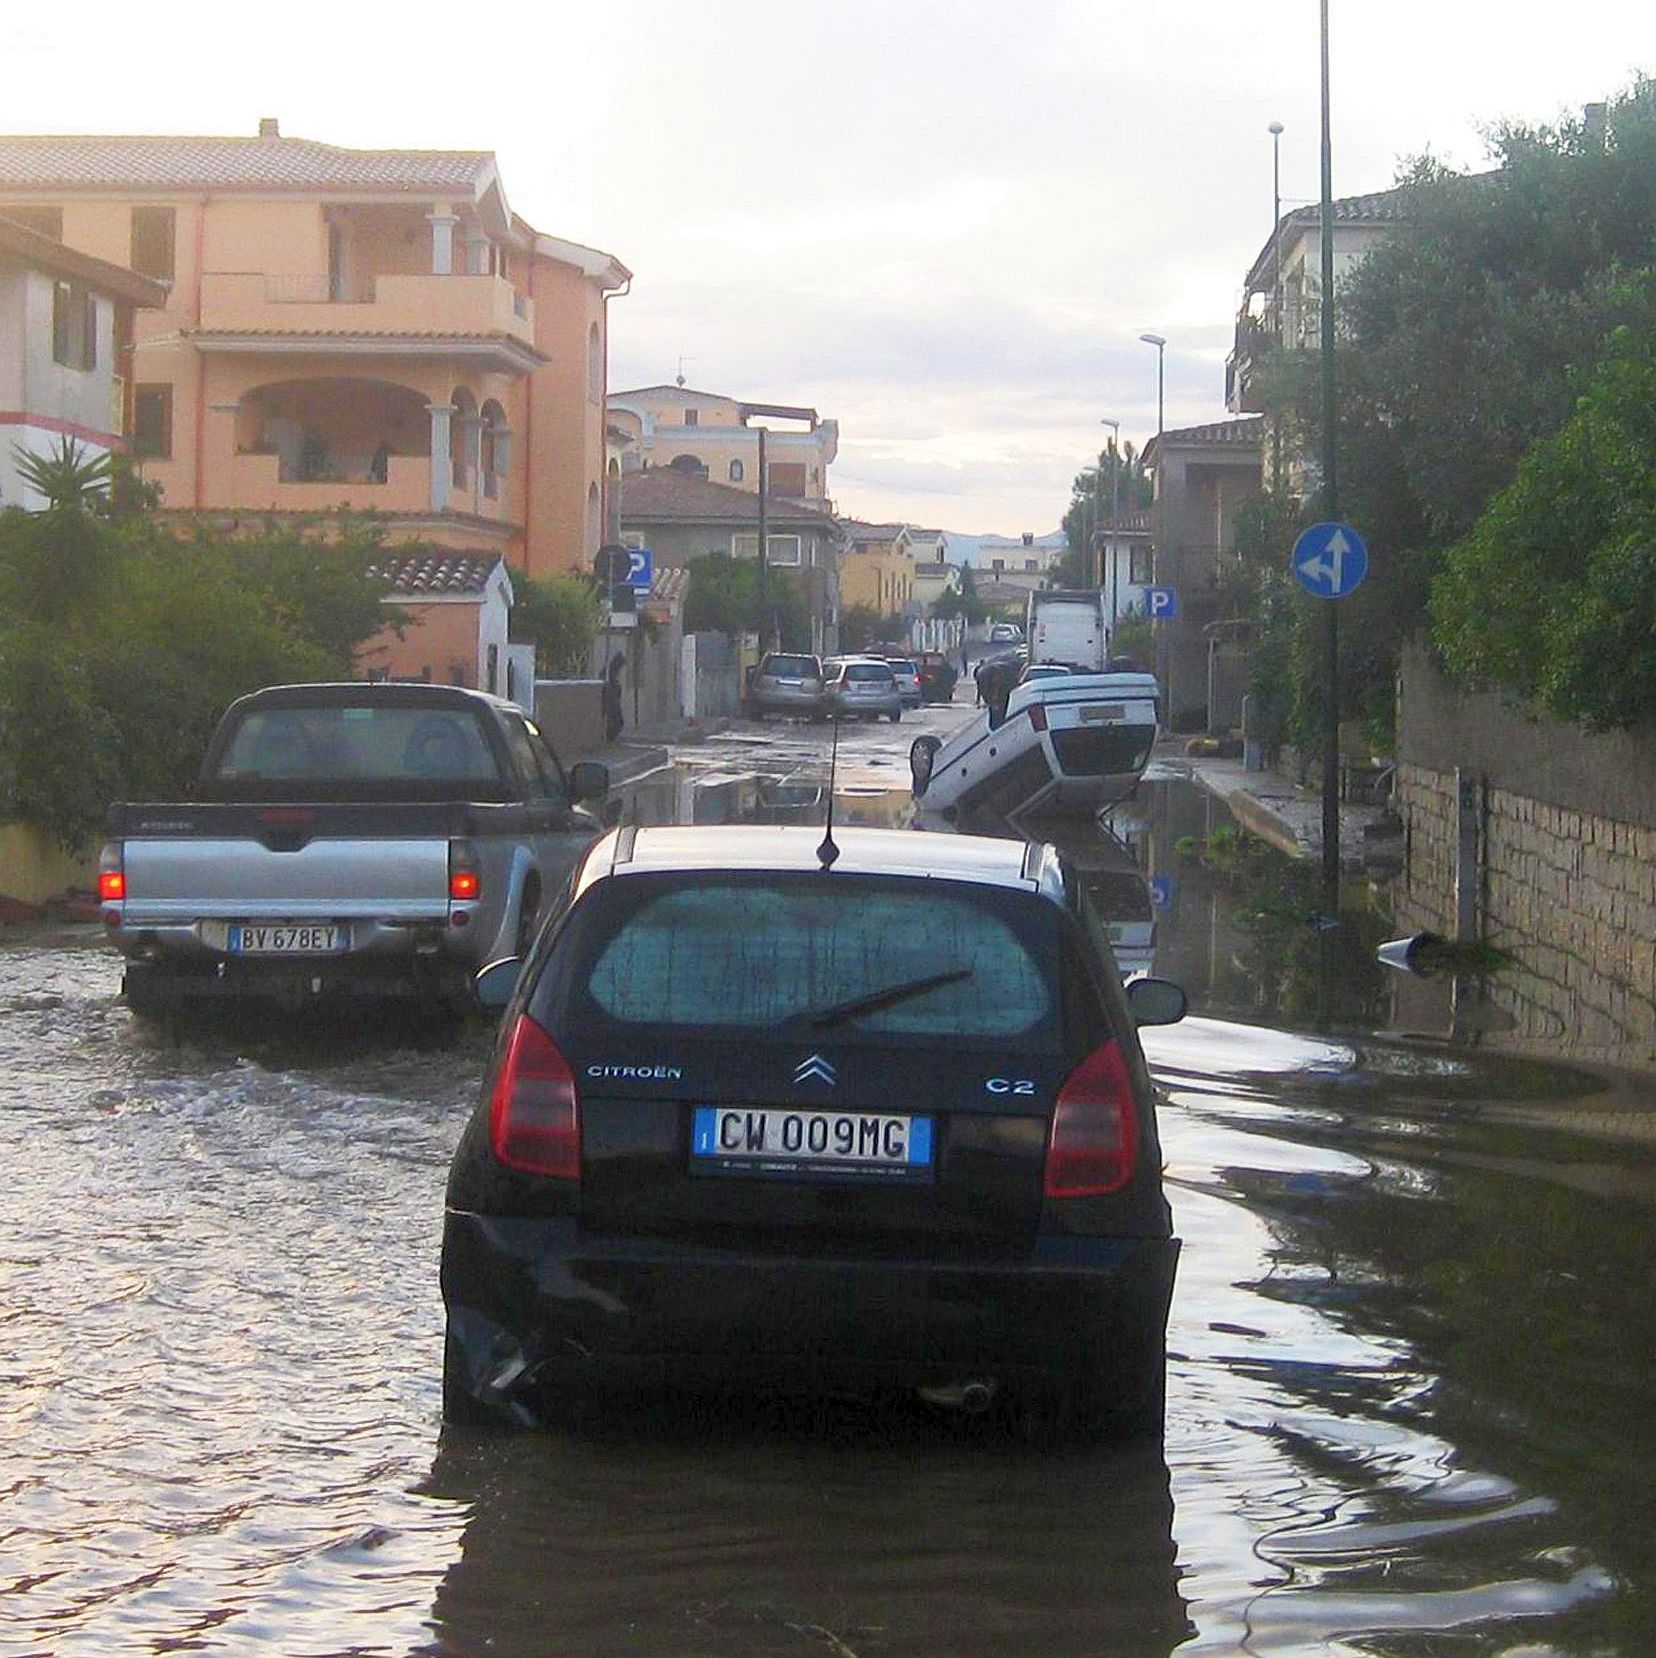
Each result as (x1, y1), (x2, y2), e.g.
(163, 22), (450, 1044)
(193, 196), (208, 508)
(521, 252), (534, 578)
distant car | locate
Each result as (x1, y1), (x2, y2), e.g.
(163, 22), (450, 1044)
(989, 622), (1023, 644)
(882, 657), (923, 708)
(748, 652), (827, 720)
(440, 824), (1188, 1438)
(824, 656), (903, 722)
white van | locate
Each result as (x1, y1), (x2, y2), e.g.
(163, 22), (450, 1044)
(1026, 590), (1108, 671)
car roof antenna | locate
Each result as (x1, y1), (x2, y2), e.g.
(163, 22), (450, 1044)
(817, 718), (841, 870)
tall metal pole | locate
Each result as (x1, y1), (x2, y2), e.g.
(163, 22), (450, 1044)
(1318, 0), (1340, 912)
(1101, 416), (1121, 598)
(756, 424), (770, 649)
(1269, 120), (1285, 498)
(1091, 462), (1104, 590)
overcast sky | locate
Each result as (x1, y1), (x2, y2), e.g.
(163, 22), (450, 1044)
(8, 2), (1654, 533)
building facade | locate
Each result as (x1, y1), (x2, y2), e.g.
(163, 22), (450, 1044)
(0, 124), (629, 580)
(0, 214), (166, 508)
(1141, 418), (1265, 730)
(838, 522), (915, 617)
(608, 385), (838, 503)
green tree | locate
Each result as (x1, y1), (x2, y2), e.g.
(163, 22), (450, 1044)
(510, 569), (603, 676)
(683, 552), (811, 648)
(1250, 77), (1656, 742)
(1431, 309), (1656, 730)
(1056, 441), (1152, 587)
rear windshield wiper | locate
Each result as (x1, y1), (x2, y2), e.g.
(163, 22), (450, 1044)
(780, 968), (975, 1031)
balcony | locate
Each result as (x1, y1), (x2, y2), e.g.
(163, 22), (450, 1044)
(1225, 316), (1276, 415)
(197, 271), (537, 353)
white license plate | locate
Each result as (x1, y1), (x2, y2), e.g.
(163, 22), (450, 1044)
(227, 923), (344, 955)
(691, 1107), (933, 1180)
(1079, 704), (1127, 723)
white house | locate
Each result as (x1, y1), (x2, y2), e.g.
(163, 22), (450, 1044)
(0, 213), (166, 508)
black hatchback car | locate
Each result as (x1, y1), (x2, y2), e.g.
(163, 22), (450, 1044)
(441, 825), (1185, 1437)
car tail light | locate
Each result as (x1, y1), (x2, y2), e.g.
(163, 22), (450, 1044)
(489, 1014), (580, 1179)
(1044, 1039), (1139, 1198)
(1027, 702), (1048, 733)
(448, 839), (481, 903)
(98, 842), (125, 902)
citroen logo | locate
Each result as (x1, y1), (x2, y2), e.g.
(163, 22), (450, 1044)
(793, 1053), (836, 1087)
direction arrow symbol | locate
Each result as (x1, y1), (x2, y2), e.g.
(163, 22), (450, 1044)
(793, 1053), (837, 1086)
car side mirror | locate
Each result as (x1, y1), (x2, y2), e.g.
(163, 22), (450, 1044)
(473, 957), (523, 1011)
(1126, 976), (1187, 1027)
(568, 761), (608, 803)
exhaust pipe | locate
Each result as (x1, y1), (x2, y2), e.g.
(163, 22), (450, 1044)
(917, 1378), (998, 1414)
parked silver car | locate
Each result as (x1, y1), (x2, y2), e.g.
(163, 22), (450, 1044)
(825, 656), (903, 722)
(882, 656), (923, 708)
(748, 652), (827, 720)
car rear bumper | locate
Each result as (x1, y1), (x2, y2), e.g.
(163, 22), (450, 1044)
(750, 686), (826, 715)
(831, 692), (903, 717)
(442, 1211), (1179, 1411)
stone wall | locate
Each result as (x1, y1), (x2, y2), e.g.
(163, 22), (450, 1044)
(1395, 643), (1656, 1066)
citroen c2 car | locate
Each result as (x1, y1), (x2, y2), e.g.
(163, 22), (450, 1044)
(440, 824), (1186, 1439)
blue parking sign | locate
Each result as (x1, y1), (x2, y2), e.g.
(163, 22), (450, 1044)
(1149, 876), (1174, 908)
(1144, 587), (1178, 619)
(623, 548), (654, 592)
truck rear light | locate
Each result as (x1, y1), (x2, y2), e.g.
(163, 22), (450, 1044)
(1044, 1039), (1139, 1198)
(448, 839), (481, 903)
(489, 1014), (580, 1179)
(1027, 702), (1048, 733)
(98, 842), (125, 902)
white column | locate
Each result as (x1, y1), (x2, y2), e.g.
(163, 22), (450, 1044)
(427, 403), (453, 510)
(426, 207), (458, 275)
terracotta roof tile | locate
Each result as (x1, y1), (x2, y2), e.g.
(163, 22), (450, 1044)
(618, 467), (835, 526)
(372, 550), (502, 596)
(0, 134), (494, 194)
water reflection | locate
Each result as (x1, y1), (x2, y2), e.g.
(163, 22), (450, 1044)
(419, 1413), (1189, 1658)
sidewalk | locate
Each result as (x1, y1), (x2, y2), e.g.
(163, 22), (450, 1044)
(1172, 746), (1400, 869)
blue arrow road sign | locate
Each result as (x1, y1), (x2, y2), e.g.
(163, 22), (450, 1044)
(1144, 586), (1178, 619)
(1292, 522), (1368, 599)
(623, 548), (654, 591)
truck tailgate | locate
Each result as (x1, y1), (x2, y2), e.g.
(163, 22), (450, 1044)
(120, 836), (452, 920)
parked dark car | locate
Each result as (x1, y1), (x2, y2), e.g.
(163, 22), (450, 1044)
(911, 650), (960, 704)
(747, 652), (827, 720)
(441, 824), (1187, 1438)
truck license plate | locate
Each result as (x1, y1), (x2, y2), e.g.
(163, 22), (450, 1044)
(227, 923), (344, 955)
(691, 1107), (933, 1181)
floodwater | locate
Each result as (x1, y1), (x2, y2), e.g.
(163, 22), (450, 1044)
(5, 720), (1656, 1656)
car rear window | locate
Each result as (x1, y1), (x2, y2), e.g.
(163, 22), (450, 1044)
(572, 876), (1056, 1042)
(887, 660), (917, 674)
(763, 656), (818, 677)
(845, 663), (894, 683)
(214, 706), (500, 786)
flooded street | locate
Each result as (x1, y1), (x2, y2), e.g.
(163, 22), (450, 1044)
(5, 701), (1656, 1656)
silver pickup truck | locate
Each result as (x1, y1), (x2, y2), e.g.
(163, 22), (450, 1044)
(98, 681), (609, 1016)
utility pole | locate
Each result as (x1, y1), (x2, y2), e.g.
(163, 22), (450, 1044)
(757, 425), (770, 649)
(1318, 0), (1340, 913)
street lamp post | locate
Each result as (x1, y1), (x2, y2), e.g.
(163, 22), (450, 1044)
(1138, 333), (1166, 442)
(1099, 416), (1120, 607)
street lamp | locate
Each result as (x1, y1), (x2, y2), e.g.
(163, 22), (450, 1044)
(1268, 122), (1285, 341)
(1099, 416), (1120, 600)
(1138, 334), (1166, 441)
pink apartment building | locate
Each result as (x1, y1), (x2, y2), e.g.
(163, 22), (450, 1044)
(0, 123), (630, 603)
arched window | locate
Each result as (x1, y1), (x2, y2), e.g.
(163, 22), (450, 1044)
(586, 482), (601, 556)
(587, 323), (602, 404)
(729, 459), (745, 483)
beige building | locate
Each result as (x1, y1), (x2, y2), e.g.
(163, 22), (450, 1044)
(838, 522), (915, 617)
(608, 385), (838, 502)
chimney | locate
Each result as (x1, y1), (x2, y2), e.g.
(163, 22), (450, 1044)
(1583, 102), (1607, 146)
(258, 117), (280, 139)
